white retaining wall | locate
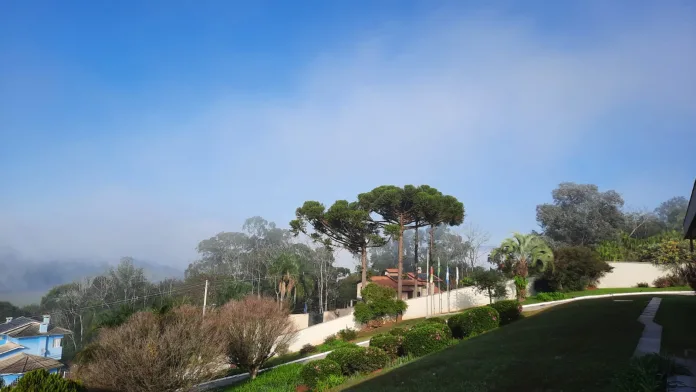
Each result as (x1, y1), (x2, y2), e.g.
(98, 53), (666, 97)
(288, 311), (358, 352)
(598, 262), (669, 288)
(289, 314), (309, 331)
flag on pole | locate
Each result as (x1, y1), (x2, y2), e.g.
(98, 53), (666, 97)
(437, 257), (441, 278)
(429, 266), (434, 283)
(456, 267), (460, 286)
(445, 267), (450, 286)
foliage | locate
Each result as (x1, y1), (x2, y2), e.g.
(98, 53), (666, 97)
(353, 284), (407, 324)
(231, 363), (303, 392)
(608, 353), (691, 392)
(0, 369), (84, 392)
(488, 300), (522, 325)
(389, 327), (407, 336)
(424, 317), (446, 324)
(596, 230), (688, 262)
(447, 307), (499, 339)
(675, 263), (696, 291)
(326, 346), (389, 375)
(636, 282), (650, 288)
(290, 199), (385, 287)
(655, 196), (689, 231)
(403, 324), (452, 357)
(314, 374), (346, 391)
(640, 239), (695, 265)
(300, 344), (317, 356)
(75, 305), (225, 392)
(215, 296), (298, 379)
(534, 292), (567, 302)
(316, 339), (357, 353)
(300, 359), (343, 388)
(324, 334), (338, 345)
(536, 182), (625, 246)
(337, 328), (358, 341)
(652, 275), (686, 288)
(369, 333), (404, 358)
(490, 233), (553, 299)
(459, 276), (475, 287)
(536, 246), (613, 292)
(471, 268), (508, 304)
(0, 302), (29, 321)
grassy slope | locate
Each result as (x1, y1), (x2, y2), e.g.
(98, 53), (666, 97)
(654, 295), (696, 358)
(341, 297), (652, 392)
(523, 286), (690, 305)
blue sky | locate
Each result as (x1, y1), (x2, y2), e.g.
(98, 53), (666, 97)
(1, 0), (695, 268)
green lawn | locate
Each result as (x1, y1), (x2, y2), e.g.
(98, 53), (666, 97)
(655, 295), (696, 358)
(523, 286), (691, 305)
(341, 297), (653, 392)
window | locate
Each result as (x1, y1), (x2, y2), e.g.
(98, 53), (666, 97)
(52, 338), (62, 348)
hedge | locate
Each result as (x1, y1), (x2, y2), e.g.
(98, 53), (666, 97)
(326, 346), (389, 375)
(488, 300), (522, 325)
(0, 369), (85, 392)
(389, 327), (408, 337)
(447, 306), (500, 339)
(300, 359), (343, 388)
(369, 333), (404, 358)
(403, 324), (452, 357)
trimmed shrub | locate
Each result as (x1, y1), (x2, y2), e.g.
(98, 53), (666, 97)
(403, 324), (452, 357)
(299, 359), (342, 388)
(389, 327), (407, 337)
(353, 284), (408, 324)
(317, 340), (357, 353)
(326, 346), (389, 375)
(2, 369), (84, 392)
(233, 363), (303, 392)
(488, 300), (522, 325)
(315, 374), (346, 391)
(369, 333), (404, 358)
(535, 292), (567, 302)
(324, 334), (338, 344)
(337, 328), (358, 342)
(424, 317), (446, 324)
(300, 344), (317, 356)
(536, 246), (613, 292)
(447, 307), (499, 339)
(636, 282), (649, 288)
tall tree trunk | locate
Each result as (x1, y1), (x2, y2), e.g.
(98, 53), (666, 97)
(397, 214), (404, 301)
(360, 247), (368, 289)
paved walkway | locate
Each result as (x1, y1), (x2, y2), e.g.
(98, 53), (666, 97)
(635, 297), (662, 356)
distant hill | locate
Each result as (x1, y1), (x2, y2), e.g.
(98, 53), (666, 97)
(0, 249), (184, 305)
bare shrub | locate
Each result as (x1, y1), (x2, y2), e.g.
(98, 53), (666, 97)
(75, 305), (225, 392)
(214, 296), (298, 379)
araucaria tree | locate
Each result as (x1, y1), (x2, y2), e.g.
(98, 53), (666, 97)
(215, 296), (298, 379)
(490, 233), (554, 300)
(358, 185), (421, 299)
(416, 188), (465, 270)
(291, 200), (385, 288)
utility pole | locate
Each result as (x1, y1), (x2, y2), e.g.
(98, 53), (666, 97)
(202, 279), (209, 317)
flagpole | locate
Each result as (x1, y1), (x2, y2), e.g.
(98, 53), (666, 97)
(438, 257), (442, 314)
(447, 261), (451, 313)
(425, 252), (430, 317)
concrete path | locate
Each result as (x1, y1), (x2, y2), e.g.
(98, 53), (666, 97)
(635, 297), (662, 356)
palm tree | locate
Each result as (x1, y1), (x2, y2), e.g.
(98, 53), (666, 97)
(270, 253), (300, 308)
(490, 233), (554, 300)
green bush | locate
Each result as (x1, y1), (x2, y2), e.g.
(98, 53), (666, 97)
(369, 333), (404, 358)
(316, 340), (357, 353)
(536, 246), (613, 292)
(300, 344), (317, 356)
(0, 369), (84, 392)
(299, 359), (342, 388)
(233, 363), (303, 392)
(488, 300), (522, 325)
(447, 307), (500, 339)
(315, 374), (345, 391)
(353, 284), (408, 324)
(535, 292), (567, 302)
(403, 324), (452, 357)
(337, 328), (358, 341)
(326, 346), (388, 375)
(636, 282), (649, 288)
(609, 353), (691, 392)
(388, 327), (407, 336)
(324, 334), (338, 344)
(423, 317), (446, 324)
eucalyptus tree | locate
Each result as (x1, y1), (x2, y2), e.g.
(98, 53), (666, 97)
(291, 200), (385, 288)
(489, 233), (554, 300)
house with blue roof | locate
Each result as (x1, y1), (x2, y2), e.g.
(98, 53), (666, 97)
(0, 315), (71, 385)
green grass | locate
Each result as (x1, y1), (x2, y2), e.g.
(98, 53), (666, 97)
(351, 317), (450, 342)
(224, 363), (303, 391)
(523, 287), (691, 305)
(340, 297), (653, 392)
(655, 295), (696, 358)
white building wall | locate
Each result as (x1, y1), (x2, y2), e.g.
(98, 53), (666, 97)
(597, 262), (670, 288)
